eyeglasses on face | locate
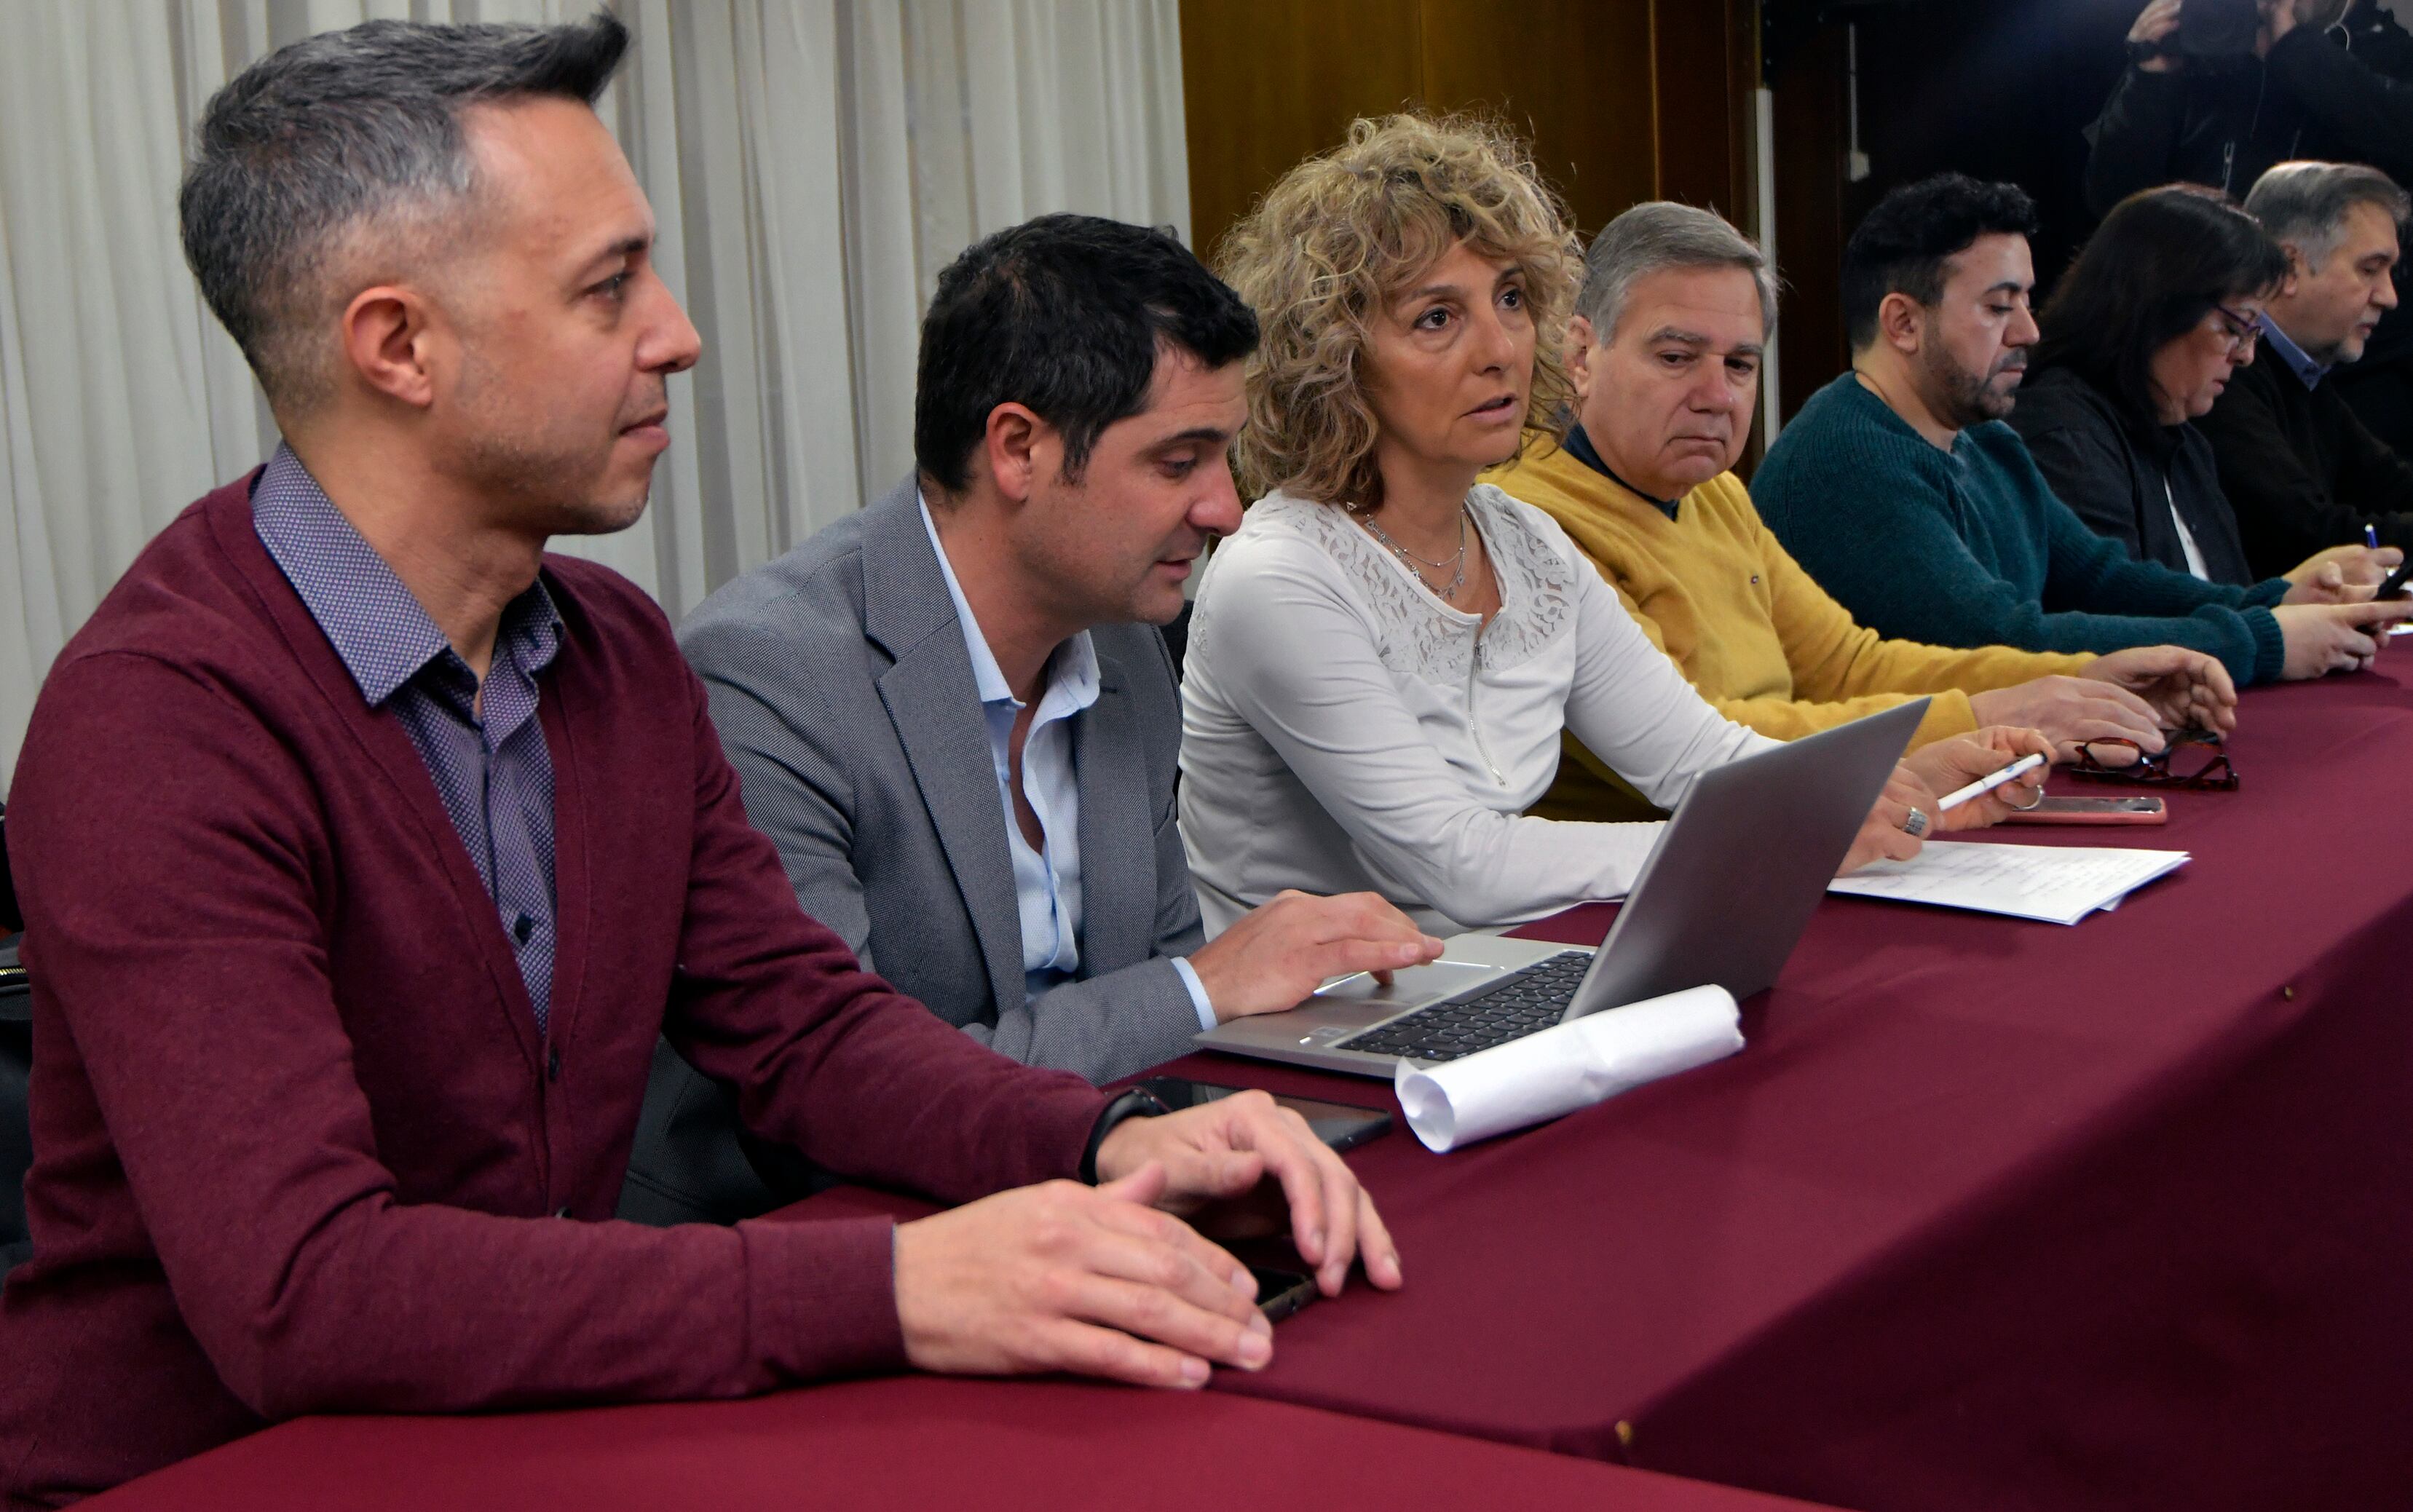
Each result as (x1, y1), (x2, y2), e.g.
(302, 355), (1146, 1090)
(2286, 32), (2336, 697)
(2211, 304), (2263, 356)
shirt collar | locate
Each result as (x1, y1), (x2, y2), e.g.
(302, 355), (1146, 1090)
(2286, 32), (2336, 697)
(252, 443), (564, 708)
(2258, 314), (2330, 389)
(1563, 424), (1683, 519)
(916, 492), (1100, 716)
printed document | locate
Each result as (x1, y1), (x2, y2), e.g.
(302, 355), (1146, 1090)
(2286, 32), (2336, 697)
(1828, 842), (2188, 925)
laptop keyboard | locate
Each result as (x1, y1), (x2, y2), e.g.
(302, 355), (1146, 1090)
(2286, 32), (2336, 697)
(1337, 950), (1592, 1062)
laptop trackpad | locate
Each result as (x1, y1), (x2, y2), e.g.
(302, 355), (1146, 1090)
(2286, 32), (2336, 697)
(1313, 959), (1503, 1010)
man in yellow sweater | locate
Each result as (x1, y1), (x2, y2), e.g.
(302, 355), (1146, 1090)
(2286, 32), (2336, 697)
(1489, 202), (2237, 821)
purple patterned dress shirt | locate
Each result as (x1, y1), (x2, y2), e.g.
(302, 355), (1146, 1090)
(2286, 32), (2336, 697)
(251, 445), (564, 1032)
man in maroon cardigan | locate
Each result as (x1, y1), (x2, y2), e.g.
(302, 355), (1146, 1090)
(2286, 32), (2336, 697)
(0, 15), (1399, 1507)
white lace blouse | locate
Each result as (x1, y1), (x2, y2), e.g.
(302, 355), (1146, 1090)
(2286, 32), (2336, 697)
(1177, 485), (1780, 935)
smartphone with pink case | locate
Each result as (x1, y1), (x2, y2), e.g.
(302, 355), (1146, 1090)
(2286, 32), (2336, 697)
(2002, 796), (2167, 825)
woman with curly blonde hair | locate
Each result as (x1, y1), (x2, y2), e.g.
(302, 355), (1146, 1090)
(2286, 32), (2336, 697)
(1176, 114), (2047, 934)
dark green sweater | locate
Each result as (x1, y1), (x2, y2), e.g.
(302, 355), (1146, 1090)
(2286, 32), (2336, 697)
(1753, 375), (2288, 685)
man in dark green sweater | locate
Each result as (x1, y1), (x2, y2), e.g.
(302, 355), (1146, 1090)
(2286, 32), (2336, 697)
(2199, 161), (2413, 580)
(1755, 174), (2401, 687)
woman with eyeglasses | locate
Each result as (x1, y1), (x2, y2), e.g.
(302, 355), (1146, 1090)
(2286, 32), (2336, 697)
(2009, 184), (2395, 594)
(1175, 114), (2055, 935)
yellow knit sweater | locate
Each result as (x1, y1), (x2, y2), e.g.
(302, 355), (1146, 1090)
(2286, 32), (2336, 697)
(1487, 441), (2094, 823)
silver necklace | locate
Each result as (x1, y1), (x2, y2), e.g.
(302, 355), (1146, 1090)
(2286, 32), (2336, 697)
(1357, 506), (1470, 602)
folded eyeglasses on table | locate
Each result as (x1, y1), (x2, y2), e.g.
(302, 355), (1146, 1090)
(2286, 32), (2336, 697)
(2069, 727), (2238, 792)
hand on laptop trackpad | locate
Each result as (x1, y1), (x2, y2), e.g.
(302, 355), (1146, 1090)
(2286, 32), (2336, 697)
(1312, 959), (1504, 1008)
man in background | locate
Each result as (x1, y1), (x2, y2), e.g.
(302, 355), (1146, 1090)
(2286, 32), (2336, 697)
(2200, 160), (2413, 577)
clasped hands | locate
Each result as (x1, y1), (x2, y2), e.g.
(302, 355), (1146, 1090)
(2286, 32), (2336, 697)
(1971, 644), (2237, 761)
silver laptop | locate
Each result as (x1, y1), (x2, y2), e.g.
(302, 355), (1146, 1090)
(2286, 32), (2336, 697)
(1193, 698), (1929, 1077)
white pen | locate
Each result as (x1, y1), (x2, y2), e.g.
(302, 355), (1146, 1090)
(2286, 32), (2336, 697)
(1935, 752), (2045, 813)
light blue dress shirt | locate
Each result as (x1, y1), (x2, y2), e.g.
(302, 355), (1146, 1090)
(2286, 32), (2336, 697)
(2259, 314), (2330, 391)
(919, 499), (1217, 1028)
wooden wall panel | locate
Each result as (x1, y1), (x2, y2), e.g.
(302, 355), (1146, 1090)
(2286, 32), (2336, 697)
(1768, 22), (1851, 428)
(1650, 0), (1756, 220)
(1180, 0), (1758, 262)
(1177, 0), (1423, 264)
(1413, 0), (1655, 240)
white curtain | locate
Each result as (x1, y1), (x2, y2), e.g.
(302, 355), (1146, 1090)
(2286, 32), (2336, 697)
(0, 0), (1190, 791)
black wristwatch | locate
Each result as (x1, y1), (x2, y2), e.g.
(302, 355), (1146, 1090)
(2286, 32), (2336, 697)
(1079, 1086), (1172, 1184)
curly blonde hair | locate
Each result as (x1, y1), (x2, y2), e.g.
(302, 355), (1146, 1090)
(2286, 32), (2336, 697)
(1215, 113), (1581, 510)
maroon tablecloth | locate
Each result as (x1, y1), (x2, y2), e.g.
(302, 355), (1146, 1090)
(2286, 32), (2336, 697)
(1229, 665), (2413, 1509)
(794, 664), (2413, 1510)
(78, 1376), (1838, 1511)
(90, 665), (2411, 1512)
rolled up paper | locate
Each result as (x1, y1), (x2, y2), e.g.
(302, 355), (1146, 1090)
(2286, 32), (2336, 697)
(1393, 983), (1742, 1153)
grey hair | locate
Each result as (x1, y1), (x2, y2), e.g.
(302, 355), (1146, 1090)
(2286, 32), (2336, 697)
(2244, 161), (2410, 272)
(1574, 201), (1777, 343)
(179, 12), (630, 411)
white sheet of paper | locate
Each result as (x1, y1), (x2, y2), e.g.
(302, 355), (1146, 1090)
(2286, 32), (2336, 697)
(1828, 841), (2189, 925)
(1393, 983), (1742, 1154)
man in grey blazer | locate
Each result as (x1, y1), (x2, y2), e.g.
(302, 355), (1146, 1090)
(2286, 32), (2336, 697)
(622, 215), (1441, 1224)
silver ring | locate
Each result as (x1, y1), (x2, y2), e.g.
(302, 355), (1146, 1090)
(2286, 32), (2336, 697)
(1902, 807), (1930, 839)
(2002, 781), (2047, 811)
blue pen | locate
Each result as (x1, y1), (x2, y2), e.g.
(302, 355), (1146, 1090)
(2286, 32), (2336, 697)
(2378, 519), (2413, 630)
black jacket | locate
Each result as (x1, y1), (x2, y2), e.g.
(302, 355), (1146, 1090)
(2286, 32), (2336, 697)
(2196, 341), (2413, 579)
(2083, 2), (2413, 215)
(2007, 365), (2264, 587)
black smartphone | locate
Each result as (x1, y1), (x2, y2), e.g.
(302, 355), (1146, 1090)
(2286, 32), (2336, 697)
(1135, 1076), (1393, 1153)
(1249, 1265), (1317, 1323)
(2371, 559), (2413, 606)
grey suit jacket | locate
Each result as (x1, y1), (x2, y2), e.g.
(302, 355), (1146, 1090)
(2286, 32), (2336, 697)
(618, 478), (1204, 1224)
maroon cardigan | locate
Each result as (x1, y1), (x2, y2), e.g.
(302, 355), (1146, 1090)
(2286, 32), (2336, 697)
(0, 476), (1107, 1508)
